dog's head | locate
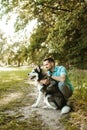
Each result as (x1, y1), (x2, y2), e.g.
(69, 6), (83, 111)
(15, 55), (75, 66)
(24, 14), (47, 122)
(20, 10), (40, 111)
(28, 66), (43, 81)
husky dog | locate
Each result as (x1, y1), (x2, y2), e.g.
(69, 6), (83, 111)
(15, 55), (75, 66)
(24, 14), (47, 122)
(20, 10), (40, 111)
(28, 66), (71, 114)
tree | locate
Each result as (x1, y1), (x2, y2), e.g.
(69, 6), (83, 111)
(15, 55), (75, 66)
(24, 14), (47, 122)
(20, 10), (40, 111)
(0, 0), (87, 68)
(27, 0), (87, 68)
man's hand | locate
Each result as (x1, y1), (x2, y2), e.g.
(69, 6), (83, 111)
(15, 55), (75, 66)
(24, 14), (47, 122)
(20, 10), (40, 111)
(40, 79), (50, 85)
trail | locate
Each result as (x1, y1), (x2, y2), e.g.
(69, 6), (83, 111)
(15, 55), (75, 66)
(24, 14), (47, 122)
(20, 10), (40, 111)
(0, 81), (65, 130)
(22, 81), (65, 130)
(0, 67), (65, 130)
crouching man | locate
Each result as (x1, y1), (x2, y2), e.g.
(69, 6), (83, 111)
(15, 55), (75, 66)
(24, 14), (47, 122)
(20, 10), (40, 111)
(40, 57), (74, 113)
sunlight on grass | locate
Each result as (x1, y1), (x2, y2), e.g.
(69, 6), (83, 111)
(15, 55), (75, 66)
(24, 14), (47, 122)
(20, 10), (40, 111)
(0, 67), (31, 97)
(0, 65), (49, 130)
(0, 67), (87, 130)
(60, 68), (87, 130)
(0, 92), (22, 106)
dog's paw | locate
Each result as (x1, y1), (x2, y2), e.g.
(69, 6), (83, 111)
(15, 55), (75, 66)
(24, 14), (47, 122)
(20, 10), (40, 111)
(42, 105), (49, 109)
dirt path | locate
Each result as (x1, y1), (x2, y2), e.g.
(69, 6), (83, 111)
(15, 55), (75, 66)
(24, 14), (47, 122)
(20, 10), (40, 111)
(0, 67), (65, 130)
(1, 81), (65, 130)
(0, 92), (22, 106)
(2, 100), (65, 129)
(21, 81), (65, 130)
(17, 106), (65, 130)
(0, 67), (87, 130)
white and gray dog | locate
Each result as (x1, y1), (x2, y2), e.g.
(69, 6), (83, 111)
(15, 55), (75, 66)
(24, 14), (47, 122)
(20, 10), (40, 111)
(28, 66), (71, 114)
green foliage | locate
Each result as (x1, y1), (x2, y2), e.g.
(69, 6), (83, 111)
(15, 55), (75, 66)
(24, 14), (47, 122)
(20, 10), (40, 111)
(60, 68), (87, 130)
(27, 0), (87, 68)
(68, 68), (87, 101)
(46, 2), (87, 68)
(0, 0), (87, 68)
(28, 23), (49, 63)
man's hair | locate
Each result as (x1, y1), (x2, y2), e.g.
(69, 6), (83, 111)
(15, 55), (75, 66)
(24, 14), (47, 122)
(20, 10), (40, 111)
(43, 57), (55, 63)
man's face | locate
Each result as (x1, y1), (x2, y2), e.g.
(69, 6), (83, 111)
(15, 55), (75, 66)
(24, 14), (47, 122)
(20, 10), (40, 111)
(43, 60), (54, 71)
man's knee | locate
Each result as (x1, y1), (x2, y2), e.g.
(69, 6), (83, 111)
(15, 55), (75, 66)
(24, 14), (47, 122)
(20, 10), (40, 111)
(58, 82), (73, 99)
(58, 82), (66, 90)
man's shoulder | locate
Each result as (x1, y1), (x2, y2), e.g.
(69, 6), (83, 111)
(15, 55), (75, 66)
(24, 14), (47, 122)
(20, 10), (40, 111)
(55, 66), (67, 75)
(55, 66), (66, 70)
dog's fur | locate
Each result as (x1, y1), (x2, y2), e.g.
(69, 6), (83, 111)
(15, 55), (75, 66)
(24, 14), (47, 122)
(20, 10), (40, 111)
(28, 66), (71, 114)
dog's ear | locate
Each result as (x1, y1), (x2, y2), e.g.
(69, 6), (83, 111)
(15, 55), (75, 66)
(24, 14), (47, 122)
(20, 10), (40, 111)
(37, 65), (41, 72)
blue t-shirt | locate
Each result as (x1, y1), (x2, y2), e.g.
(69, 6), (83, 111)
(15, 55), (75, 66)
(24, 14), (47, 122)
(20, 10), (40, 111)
(48, 66), (74, 91)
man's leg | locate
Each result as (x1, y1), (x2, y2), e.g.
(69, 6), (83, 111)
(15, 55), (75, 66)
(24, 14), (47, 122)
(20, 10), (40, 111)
(58, 82), (73, 100)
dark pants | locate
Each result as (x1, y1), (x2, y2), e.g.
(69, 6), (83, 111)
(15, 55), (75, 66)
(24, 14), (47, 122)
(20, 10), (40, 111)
(58, 82), (73, 100)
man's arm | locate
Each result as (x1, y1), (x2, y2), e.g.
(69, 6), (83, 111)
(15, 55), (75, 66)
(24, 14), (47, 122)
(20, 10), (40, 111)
(51, 75), (66, 82)
(40, 74), (66, 85)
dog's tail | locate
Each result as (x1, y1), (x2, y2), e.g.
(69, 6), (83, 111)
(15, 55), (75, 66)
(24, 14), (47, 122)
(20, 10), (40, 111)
(61, 105), (71, 114)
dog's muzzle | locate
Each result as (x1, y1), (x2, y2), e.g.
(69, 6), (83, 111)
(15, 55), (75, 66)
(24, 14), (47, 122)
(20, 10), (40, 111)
(28, 73), (36, 80)
(30, 75), (36, 79)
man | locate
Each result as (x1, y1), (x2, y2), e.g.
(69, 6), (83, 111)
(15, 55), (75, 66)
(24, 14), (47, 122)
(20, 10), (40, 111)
(41, 57), (74, 100)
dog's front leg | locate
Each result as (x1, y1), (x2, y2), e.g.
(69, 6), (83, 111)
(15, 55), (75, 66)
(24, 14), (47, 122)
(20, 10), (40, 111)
(31, 91), (43, 107)
(44, 95), (58, 110)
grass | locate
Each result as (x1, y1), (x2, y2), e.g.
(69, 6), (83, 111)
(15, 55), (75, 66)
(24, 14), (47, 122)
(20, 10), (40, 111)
(68, 68), (87, 103)
(0, 69), (30, 110)
(0, 112), (47, 130)
(0, 111), (47, 130)
(60, 68), (87, 130)
(0, 66), (87, 130)
(0, 67), (49, 130)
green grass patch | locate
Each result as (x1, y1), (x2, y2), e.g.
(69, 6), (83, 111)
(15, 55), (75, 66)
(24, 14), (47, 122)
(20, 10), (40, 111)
(61, 68), (87, 130)
(0, 67), (49, 130)
(0, 69), (29, 96)
(0, 67), (87, 130)
(0, 112), (49, 130)
(0, 68), (33, 110)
